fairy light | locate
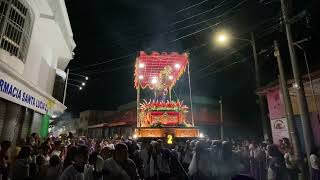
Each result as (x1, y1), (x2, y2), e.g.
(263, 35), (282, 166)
(151, 77), (158, 84)
(139, 63), (145, 68)
(174, 64), (181, 69)
(168, 75), (173, 80)
(139, 75), (144, 80)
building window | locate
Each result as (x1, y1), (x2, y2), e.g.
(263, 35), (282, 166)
(0, 0), (33, 62)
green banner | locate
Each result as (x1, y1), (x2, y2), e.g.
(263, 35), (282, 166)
(40, 114), (50, 138)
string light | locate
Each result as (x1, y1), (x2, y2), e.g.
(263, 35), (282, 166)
(174, 64), (181, 69)
(139, 63), (145, 68)
(151, 77), (158, 84)
(169, 75), (173, 80)
(139, 75), (144, 80)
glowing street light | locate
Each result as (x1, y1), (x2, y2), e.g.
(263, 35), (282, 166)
(85, 76), (89, 80)
(81, 82), (86, 86)
(214, 31), (252, 46)
(217, 34), (227, 42)
(79, 86), (83, 90)
(215, 31), (230, 45)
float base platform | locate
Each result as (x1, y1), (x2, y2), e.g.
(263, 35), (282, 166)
(135, 127), (199, 138)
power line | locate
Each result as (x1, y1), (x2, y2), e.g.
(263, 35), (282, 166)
(195, 43), (249, 73)
(75, 17), (280, 76)
(70, 0), (273, 74)
(70, 1), (248, 72)
(70, 52), (137, 72)
(171, 0), (248, 42)
(169, 0), (229, 27)
(107, 0), (244, 50)
(197, 46), (273, 80)
(198, 54), (252, 80)
(175, 0), (209, 14)
(194, 25), (279, 80)
(170, 5), (243, 33)
(80, 64), (133, 75)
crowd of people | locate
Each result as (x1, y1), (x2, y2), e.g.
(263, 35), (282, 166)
(0, 133), (319, 180)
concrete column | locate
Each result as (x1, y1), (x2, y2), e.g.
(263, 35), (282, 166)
(30, 112), (43, 135)
(20, 108), (33, 139)
(0, 99), (7, 136)
(1, 102), (22, 142)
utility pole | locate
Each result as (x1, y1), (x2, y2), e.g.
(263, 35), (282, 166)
(274, 40), (304, 178)
(280, 0), (315, 165)
(251, 32), (272, 141)
(63, 68), (69, 105)
(219, 96), (224, 140)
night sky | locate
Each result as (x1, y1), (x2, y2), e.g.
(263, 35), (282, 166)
(64, 0), (317, 133)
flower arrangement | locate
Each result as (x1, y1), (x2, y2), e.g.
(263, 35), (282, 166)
(140, 99), (189, 113)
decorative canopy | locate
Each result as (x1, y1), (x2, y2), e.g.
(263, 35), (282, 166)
(134, 51), (189, 89)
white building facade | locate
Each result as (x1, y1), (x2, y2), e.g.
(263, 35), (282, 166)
(0, 0), (75, 141)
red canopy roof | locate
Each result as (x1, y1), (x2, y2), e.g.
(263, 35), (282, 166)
(134, 51), (189, 89)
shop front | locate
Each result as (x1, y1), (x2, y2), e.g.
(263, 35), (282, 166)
(0, 67), (66, 141)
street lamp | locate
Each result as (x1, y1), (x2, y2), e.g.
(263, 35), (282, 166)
(215, 32), (230, 44)
(213, 31), (271, 140)
(215, 31), (252, 45)
(69, 72), (89, 81)
(63, 70), (89, 105)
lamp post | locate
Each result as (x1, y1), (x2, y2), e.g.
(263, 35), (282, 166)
(215, 31), (271, 140)
(280, 0), (314, 174)
(219, 96), (223, 140)
(62, 70), (88, 105)
(63, 69), (69, 105)
(274, 40), (304, 178)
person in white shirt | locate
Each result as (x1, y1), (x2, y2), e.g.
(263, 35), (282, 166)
(51, 141), (62, 157)
(284, 147), (298, 180)
(182, 140), (193, 172)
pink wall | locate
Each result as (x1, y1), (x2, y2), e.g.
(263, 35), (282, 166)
(266, 88), (286, 120)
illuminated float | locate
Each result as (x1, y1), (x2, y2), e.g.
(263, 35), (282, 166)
(134, 51), (199, 138)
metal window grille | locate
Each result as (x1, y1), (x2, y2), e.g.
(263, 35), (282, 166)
(0, 0), (33, 62)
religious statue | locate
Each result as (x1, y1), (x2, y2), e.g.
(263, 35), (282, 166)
(154, 66), (172, 102)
